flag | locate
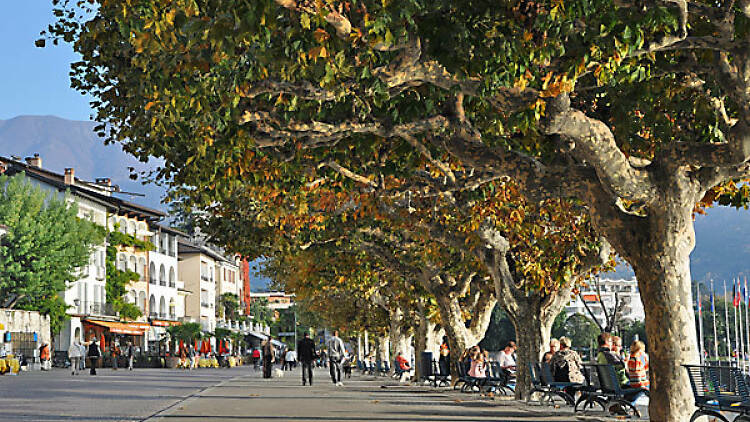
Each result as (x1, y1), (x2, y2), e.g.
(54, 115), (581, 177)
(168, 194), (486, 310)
(734, 280), (741, 307)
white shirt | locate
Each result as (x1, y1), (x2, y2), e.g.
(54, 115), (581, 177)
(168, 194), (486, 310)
(498, 350), (516, 368)
(285, 350), (296, 361)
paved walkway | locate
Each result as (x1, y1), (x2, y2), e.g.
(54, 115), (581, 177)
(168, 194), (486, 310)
(0, 366), (647, 421)
(147, 368), (645, 422)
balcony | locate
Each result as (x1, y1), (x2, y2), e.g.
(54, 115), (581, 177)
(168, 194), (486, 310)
(200, 302), (210, 308)
(77, 301), (117, 317)
(159, 279), (166, 287)
(169, 280), (175, 288)
(149, 277), (156, 285)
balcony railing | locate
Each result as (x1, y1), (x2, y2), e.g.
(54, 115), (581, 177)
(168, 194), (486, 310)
(169, 280), (175, 288)
(159, 279), (166, 286)
(200, 302), (210, 308)
(149, 277), (156, 285)
(77, 301), (117, 317)
(200, 275), (209, 281)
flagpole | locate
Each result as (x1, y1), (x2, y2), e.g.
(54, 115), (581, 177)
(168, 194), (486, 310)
(712, 281), (719, 362)
(739, 279), (745, 369)
(697, 283), (705, 365)
(745, 277), (749, 370)
(725, 280), (732, 362)
(735, 278), (741, 367)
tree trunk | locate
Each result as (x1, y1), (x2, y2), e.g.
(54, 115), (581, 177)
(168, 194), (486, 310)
(626, 212), (699, 422)
(507, 299), (560, 400)
(414, 304), (444, 381)
(435, 295), (493, 382)
(388, 306), (411, 376)
(378, 335), (390, 364)
(588, 170), (701, 422)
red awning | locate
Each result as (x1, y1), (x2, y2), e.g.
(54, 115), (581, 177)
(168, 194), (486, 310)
(85, 320), (148, 336)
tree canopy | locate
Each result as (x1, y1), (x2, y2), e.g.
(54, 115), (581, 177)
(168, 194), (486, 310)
(0, 173), (103, 334)
(46, 0), (750, 418)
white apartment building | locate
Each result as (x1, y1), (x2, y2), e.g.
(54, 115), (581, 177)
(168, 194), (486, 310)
(565, 277), (645, 327)
(0, 155), (188, 354)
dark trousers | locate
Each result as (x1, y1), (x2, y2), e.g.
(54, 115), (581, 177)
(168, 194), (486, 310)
(329, 358), (341, 384)
(88, 357), (99, 375)
(263, 357), (272, 378)
(301, 360), (313, 385)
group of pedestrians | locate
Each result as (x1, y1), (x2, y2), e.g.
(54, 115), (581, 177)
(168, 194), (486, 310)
(66, 337), (135, 376)
(260, 330), (349, 387)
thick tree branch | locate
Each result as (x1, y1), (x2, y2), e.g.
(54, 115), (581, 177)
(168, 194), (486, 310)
(544, 95), (656, 202)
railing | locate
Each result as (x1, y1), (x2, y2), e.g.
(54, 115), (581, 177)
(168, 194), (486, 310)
(159, 279), (166, 286)
(149, 312), (158, 319)
(169, 280), (175, 288)
(77, 301), (117, 316)
(201, 275), (209, 281)
(149, 277), (156, 285)
(200, 302), (210, 308)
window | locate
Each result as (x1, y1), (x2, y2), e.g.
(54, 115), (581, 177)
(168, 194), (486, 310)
(118, 254), (127, 271)
(138, 257), (147, 280)
(169, 267), (176, 288)
(149, 295), (156, 317)
(118, 218), (127, 234)
(129, 256), (137, 273)
(149, 262), (156, 284)
(127, 221), (136, 235)
(200, 289), (209, 308)
(159, 296), (166, 318)
(159, 264), (166, 286)
(200, 262), (210, 281)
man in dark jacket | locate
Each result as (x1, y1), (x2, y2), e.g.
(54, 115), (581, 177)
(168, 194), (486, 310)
(297, 332), (317, 386)
(262, 337), (275, 379)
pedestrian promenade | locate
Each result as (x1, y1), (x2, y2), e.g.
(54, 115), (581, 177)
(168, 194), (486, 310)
(0, 366), (648, 421)
(147, 368), (648, 422)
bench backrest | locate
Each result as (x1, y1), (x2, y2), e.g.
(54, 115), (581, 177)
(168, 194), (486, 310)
(595, 364), (623, 395)
(540, 362), (556, 385)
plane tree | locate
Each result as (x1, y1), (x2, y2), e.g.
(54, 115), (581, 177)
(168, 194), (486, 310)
(45, 0), (750, 417)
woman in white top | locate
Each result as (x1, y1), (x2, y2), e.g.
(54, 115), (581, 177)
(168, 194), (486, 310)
(68, 340), (83, 375)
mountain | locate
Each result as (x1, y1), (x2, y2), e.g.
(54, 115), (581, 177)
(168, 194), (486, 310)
(2, 115), (749, 284)
(0, 115), (166, 211)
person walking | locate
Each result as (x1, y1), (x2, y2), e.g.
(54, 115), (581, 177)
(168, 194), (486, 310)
(284, 348), (296, 371)
(39, 342), (51, 371)
(187, 343), (196, 370)
(68, 340), (82, 375)
(252, 348), (261, 369)
(125, 341), (135, 371)
(111, 342), (121, 370)
(87, 337), (101, 375)
(298, 332), (317, 386)
(327, 330), (346, 386)
(79, 341), (87, 371)
(262, 337), (275, 379)
(438, 336), (450, 376)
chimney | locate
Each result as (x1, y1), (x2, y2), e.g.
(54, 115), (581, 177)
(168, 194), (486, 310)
(95, 178), (112, 187)
(25, 153), (42, 168)
(64, 168), (75, 185)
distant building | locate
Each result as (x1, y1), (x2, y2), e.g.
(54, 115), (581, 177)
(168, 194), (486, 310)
(565, 277), (645, 327)
(248, 291), (295, 310)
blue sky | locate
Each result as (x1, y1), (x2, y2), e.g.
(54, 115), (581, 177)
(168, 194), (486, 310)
(0, 3), (92, 121)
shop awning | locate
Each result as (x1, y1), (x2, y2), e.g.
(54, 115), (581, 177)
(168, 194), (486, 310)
(85, 320), (148, 336)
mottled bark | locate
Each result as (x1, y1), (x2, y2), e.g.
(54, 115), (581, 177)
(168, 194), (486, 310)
(587, 170), (702, 422)
(505, 294), (569, 400)
(433, 288), (495, 382)
(388, 306), (411, 375)
(414, 302), (445, 380)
